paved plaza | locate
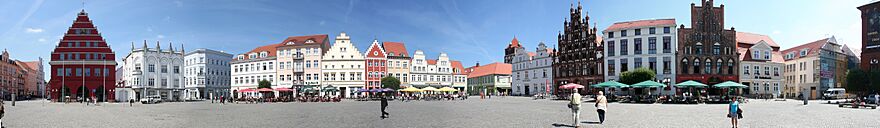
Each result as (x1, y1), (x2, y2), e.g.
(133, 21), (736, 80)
(3, 97), (879, 128)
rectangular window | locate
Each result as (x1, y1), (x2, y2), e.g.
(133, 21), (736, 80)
(663, 27), (670, 34)
(76, 68), (82, 76)
(608, 32), (614, 38)
(649, 27), (656, 34)
(662, 36), (671, 53)
(57, 68), (63, 76)
(620, 59), (629, 72)
(621, 30), (628, 37)
(634, 29), (641, 35)
(648, 37), (657, 54)
(173, 66), (180, 74)
(634, 38), (642, 54)
(104, 68), (109, 76)
(95, 68), (101, 76)
(620, 39), (628, 55)
(662, 57), (671, 74)
(84, 68), (91, 77)
(634, 58), (643, 68)
(148, 64), (155, 72)
(608, 60), (616, 76)
(66, 68), (72, 76)
(648, 57), (657, 72)
(607, 41), (615, 56)
(161, 65), (168, 73)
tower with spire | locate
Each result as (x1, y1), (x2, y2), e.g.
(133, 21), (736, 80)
(552, 0), (604, 95)
(504, 36), (523, 63)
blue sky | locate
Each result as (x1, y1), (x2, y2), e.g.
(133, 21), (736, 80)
(0, 0), (872, 80)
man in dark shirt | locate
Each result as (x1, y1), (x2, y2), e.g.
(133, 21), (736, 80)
(380, 93), (390, 119)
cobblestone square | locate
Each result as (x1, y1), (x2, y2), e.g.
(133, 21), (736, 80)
(3, 97), (879, 128)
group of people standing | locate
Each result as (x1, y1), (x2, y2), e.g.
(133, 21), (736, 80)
(566, 88), (743, 128)
(567, 89), (607, 128)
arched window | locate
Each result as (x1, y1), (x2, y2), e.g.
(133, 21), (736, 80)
(695, 42), (703, 54)
(681, 59), (689, 74)
(716, 59), (723, 74)
(728, 58), (735, 74)
(704, 58), (712, 74)
(693, 59), (700, 74)
(713, 43), (721, 55)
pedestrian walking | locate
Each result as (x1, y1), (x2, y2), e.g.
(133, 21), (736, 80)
(568, 89), (582, 127)
(595, 91), (608, 124)
(728, 97), (740, 128)
(1, 100), (5, 127)
(380, 93), (390, 119)
(874, 94), (879, 106)
(129, 99), (133, 107)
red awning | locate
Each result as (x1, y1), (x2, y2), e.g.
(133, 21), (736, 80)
(257, 88), (274, 92)
(239, 88), (256, 92)
(275, 88), (293, 92)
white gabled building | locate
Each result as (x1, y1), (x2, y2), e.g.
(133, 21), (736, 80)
(321, 32), (365, 98)
(736, 32), (784, 98)
(511, 41), (554, 96)
(231, 42), (280, 98)
(122, 41), (185, 101)
(183, 48), (232, 100)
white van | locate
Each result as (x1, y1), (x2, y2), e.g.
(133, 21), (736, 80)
(822, 88), (846, 100)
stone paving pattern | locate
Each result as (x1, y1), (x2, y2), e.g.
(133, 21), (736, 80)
(4, 97), (879, 128)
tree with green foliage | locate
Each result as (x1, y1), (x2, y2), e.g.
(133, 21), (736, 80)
(618, 67), (656, 85)
(381, 76), (401, 90)
(258, 80), (272, 89)
(846, 69), (880, 96)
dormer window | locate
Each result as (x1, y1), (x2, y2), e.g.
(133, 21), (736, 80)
(260, 52), (268, 58)
(753, 50), (760, 59)
(800, 49), (808, 56)
(286, 41), (295, 45)
(249, 54), (256, 59)
(306, 39), (315, 43)
(763, 51), (770, 60)
(237, 55), (244, 60)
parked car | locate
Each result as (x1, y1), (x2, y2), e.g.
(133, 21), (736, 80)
(140, 95), (162, 104)
(866, 94), (878, 104)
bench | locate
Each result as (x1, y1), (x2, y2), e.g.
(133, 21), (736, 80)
(838, 103), (877, 109)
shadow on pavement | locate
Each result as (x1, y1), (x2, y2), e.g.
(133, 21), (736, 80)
(581, 121), (601, 124)
(551, 123), (574, 127)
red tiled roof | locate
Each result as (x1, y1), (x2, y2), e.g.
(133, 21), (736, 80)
(241, 43), (283, 60)
(279, 34), (328, 46)
(737, 47), (749, 61)
(781, 38), (829, 59)
(382, 42), (408, 57)
(22, 61), (40, 71)
(451, 61), (466, 75)
(604, 19), (676, 31)
(507, 37), (522, 48)
(771, 51), (784, 63)
(467, 62), (511, 78)
(427, 60), (437, 65)
(527, 52), (536, 57)
(736, 32), (779, 48)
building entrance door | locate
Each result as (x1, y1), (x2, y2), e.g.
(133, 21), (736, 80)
(524, 86), (530, 96)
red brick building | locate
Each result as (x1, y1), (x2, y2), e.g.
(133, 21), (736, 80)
(676, 0), (739, 85)
(859, 1), (880, 71)
(48, 10), (117, 102)
(0, 50), (25, 100)
(554, 2), (604, 95)
(364, 40), (387, 90)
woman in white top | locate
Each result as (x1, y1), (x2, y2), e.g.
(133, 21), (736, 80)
(595, 91), (608, 124)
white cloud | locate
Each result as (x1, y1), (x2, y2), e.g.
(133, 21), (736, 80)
(174, 1), (183, 7)
(37, 38), (46, 42)
(157, 35), (165, 39)
(25, 28), (43, 33)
